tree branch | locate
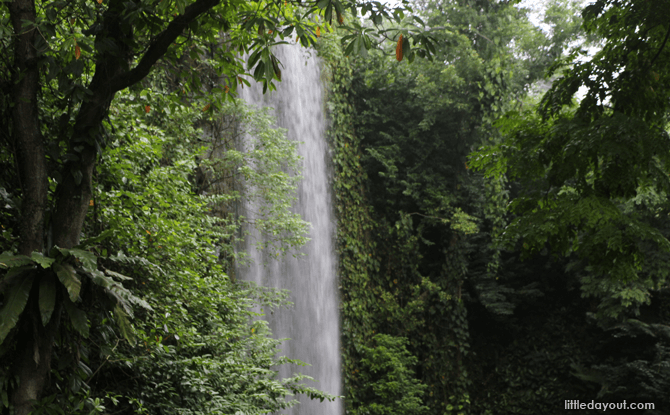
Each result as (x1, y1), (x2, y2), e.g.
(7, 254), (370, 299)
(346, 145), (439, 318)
(110, 0), (221, 92)
(649, 24), (670, 69)
(52, 0), (222, 249)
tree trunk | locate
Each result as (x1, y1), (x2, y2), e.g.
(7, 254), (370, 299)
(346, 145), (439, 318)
(8, 0), (47, 256)
(8, 0), (51, 413)
(10, 299), (61, 415)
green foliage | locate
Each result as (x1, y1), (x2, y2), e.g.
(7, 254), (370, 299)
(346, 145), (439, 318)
(53, 264), (81, 303)
(75, 88), (334, 414)
(0, 0), (439, 411)
(583, 320), (670, 412)
(0, 244), (149, 349)
(459, 2), (670, 413)
(0, 274), (34, 344)
(316, 30), (384, 414)
(350, 334), (429, 415)
(330, 0), (598, 414)
(101, 87), (308, 259)
(470, 0), (670, 321)
(38, 274), (57, 326)
(0, 67), (334, 415)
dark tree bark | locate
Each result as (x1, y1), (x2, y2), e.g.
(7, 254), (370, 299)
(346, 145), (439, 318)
(8, 0), (47, 257)
(8, 1), (51, 412)
(10, 299), (62, 415)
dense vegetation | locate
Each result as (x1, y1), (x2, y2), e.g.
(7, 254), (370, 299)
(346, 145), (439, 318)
(331, 0), (670, 414)
(2, 0), (670, 413)
(0, 0), (433, 412)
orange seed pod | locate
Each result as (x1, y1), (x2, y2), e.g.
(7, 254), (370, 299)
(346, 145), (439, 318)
(395, 34), (403, 62)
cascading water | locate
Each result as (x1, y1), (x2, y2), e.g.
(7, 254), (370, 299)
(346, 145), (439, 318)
(237, 43), (342, 415)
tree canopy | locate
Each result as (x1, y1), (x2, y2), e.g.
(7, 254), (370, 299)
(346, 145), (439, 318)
(333, 0), (670, 413)
(471, 0), (670, 321)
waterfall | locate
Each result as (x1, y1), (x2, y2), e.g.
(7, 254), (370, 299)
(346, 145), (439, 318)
(237, 43), (342, 415)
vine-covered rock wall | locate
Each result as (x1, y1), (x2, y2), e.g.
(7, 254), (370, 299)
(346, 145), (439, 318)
(317, 33), (471, 415)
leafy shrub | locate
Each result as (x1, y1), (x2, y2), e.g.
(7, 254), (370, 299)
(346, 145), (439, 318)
(350, 334), (429, 415)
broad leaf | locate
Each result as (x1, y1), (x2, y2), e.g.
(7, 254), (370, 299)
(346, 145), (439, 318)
(54, 263), (81, 302)
(31, 252), (55, 269)
(105, 269), (133, 281)
(114, 305), (136, 344)
(54, 247), (97, 271)
(77, 230), (113, 249)
(0, 252), (32, 269)
(63, 298), (89, 338)
(68, 249), (97, 271)
(0, 275), (35, 344)
(2, 265), (34, 285)
(84, 269), (110, 289)
(39, 274), (57, 326)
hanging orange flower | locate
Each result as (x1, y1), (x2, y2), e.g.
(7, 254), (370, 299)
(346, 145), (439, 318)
(144, 105), (150, 113)
(316, 26), (321, 37)
(75, 44), (81, 60)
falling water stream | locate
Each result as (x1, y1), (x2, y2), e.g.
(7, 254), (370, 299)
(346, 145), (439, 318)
(237, 43), (342, 415)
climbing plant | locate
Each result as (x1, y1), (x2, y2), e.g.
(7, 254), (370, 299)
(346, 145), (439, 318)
(317, 31), (386, 413)
(326, 0), (603, 414)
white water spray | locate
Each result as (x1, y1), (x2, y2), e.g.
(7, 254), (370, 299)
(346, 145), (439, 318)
(237, 43), (342, 415)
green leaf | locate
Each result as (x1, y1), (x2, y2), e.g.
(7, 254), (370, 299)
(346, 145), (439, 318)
(78, 230), (113, 249)
(2, 265), (34, 285)
(86, 269), (113, 289)
(0, 252), (32, 269)
(0, 275), (35, 344)
(104, 269), (133, 281)
(31, 252), (55, 269)
(39, 274), (57, 326)
(69, 249), (97, 271)
(114, 305), (136, 345)
(402, 36), (410, 59)
(63, 298), (89, 338)
(54, 263), (81, 302)
(55, 247), (97, 271)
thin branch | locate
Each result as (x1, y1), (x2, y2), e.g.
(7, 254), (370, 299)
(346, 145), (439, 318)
(648, 24), (670, 69)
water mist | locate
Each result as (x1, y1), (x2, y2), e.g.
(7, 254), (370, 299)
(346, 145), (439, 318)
(237, 43), (342, 415)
